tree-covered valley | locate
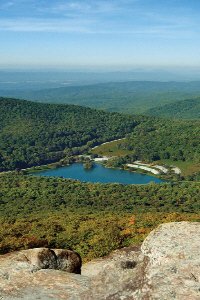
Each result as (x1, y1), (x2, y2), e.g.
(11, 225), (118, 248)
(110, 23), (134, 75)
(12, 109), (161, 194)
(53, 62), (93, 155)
(0, 97), (199, 177)
(0, 96), (199, 262)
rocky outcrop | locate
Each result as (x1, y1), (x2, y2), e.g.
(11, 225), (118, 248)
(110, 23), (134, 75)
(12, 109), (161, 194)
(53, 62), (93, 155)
(141, 222), (200, 300)
(81, 222), (200, 299)
(0, 222), (199, 299)
(0, 248), (82, 299)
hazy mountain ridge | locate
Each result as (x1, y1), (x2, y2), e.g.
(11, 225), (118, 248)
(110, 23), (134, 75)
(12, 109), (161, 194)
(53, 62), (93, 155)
(1, 81), (200, 115)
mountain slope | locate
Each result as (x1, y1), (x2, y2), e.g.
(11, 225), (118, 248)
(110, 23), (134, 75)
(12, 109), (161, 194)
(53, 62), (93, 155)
(1, 97), (199, 172)
(0, 97), (139, 171)
(107, 116), (200, 169)
(146, 98), (200, 119)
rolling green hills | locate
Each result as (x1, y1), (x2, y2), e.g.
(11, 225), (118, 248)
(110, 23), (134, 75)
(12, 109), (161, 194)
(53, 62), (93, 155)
(146, 98), (200, 119)
(2, 81), (200, 115)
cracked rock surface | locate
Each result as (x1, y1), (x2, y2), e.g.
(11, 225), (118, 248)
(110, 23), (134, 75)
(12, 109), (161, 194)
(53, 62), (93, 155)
(0, 222), (199, 299)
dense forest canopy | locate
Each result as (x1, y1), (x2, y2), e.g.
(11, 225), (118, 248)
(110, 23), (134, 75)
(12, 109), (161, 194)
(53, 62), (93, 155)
(147, 98), (200, 119)
(0, 97), (199, 172)
(1, 175), (199, 216)
(119, 118), (200, 163)
(0, 97), (139, 171)
(0, 174), (199, 260)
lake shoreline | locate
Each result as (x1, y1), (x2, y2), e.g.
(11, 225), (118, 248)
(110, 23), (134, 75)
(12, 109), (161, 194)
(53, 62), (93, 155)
(31, 162), (165, 185)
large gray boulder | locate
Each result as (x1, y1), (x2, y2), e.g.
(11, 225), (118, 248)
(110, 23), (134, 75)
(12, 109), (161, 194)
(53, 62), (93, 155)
(0, 222), (199, 299)
(141, 221), (200, 300)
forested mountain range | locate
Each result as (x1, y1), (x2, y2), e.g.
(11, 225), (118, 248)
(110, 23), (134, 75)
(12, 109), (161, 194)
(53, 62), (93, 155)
(1, 81), (200, 116)
(146, 98), (200, 119)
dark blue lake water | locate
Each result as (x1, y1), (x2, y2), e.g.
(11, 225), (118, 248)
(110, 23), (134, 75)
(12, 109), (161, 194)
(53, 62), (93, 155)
(33, 163), (164, 184)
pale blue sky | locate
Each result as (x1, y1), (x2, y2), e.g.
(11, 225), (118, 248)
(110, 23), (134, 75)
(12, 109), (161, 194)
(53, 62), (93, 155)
(0, 0), (200, 68)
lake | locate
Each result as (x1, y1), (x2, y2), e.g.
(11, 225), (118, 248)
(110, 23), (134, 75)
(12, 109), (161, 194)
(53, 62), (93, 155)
(33, 163), (164, 184)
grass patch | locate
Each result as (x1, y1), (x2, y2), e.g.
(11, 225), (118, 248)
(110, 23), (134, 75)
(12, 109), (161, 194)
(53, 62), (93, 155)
(91, 139), (132, 157)
(158, 160), (200, 176)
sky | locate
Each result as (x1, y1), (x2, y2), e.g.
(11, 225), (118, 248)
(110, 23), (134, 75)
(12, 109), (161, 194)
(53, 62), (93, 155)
(0, 0), (200, 69)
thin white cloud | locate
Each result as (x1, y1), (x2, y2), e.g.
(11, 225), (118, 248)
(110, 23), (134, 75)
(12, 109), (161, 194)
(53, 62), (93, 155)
(0, 18), (94, 33)
(39, 0), (128, 16)
(0, 0), (198, 39)
(0, 17), (198, 40)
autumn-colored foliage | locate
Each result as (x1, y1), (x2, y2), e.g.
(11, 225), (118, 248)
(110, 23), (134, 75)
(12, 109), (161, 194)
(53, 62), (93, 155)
(0, 174), (199, 262)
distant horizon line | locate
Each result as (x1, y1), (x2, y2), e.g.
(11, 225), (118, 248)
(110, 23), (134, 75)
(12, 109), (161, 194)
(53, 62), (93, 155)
(1, 65), (200, 72)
